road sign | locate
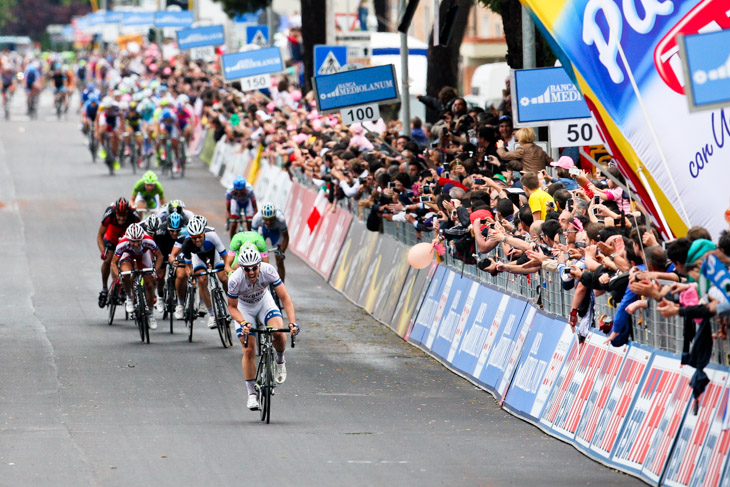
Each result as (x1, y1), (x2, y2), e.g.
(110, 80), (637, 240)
(221, 46), (283, 82)
(549, 118), (604, 147)
(315, 45), (347, 76)
(340, 103), (380, 125)
(511, 67), (591, 126)
(313, 64), (399, 113)
(176, 25), (225, 50)
(246, 25), (269, 47)
(678, 30), (730, 112)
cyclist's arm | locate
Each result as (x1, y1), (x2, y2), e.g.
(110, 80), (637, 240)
(152, 248), (163, 277)
(156, 183), (165, 205)
(110, 253), (121, 280)
(273, 281), (296, 325)
(97, 224), (107, 252)
(279, 230), (289, 253)
(224, 253), (235, 274)
(227, 296), (248, 334)
(169, 243), (182, 263)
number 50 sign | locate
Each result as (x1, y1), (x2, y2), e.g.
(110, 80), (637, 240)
(549, 118), (604, 147)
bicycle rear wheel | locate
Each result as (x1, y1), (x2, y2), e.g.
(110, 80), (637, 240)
(213, 290), (231, 348)
(135, 285), (146, 342)
(264, 349), (274, 423)
(185, 283), (195, 342)
(107, 283), (118, 326)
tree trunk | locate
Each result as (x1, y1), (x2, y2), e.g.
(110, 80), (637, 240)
(300, 0), (327, 92)
(424, 0), (473, 123)
(373, 0), (389, 32)
(495, 0), (522, 69)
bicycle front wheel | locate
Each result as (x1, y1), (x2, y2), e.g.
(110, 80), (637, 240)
(185, 284), (195, 342)
(213, 290), (231, 348)
(135, 286), (146, 342)
(107, 285), (117, 326)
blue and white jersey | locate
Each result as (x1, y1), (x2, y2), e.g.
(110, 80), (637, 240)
(227, 262), (282, 305)
(226, 183), (256, 207)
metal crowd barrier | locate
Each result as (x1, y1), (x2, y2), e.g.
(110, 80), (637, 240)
(290, 170), (728, 365)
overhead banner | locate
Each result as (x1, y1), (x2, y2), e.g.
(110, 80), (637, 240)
(520, 0), (730, 238)
(122, 11), (155, 27)
(154, 10), (193, 28)
(176, 25), (225, 50)
(221, 47), (284, 82)
(313, 65), (400, 113)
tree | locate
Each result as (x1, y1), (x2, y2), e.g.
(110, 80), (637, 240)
(373, 0), (389, 31)
(478, 0), (556, 69)
(211, 0), (268, 18)
(424, 0), (473, 122)
(2, 0), (89, 41)
(299, 0), (326, 92)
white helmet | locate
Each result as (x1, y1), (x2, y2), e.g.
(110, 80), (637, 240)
(176, 94), (189, 105)
(261, 203), (276, 219)
(125, 223), (145, 241)
(119, 101), (129, 111)
(187, 215), (207, 236)
(144, 214), (160, 234)
(101, 96), (113, 107)
(238, 243), (262, 267)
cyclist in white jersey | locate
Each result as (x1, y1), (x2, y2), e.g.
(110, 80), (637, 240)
(227, 243), (299, 410)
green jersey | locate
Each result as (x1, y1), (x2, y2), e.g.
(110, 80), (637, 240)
(229, 231), (267, 263)
(132, 179), (165, 204)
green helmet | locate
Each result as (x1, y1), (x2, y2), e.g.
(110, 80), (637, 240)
(142, 170), (158, 185)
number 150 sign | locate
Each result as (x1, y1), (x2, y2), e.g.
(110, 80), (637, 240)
(549, 118), (604, 147)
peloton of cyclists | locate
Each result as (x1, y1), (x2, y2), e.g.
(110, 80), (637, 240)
(97, 197), (141, 308)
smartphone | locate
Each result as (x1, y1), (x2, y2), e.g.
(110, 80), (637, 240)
(443, 171), (450, 179)
(358, 177), (366, 184)
(567, 198), (574, 211)
(419, 195), (432, 203)
(569, 167), (581, 177)
(387, 182), (395, 189)
(473, 178), (485, 185)
(593, 195), (600, 205)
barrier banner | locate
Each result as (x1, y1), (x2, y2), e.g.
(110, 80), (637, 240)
(198, 131), (217, 165)
(641, 364), (694, 485)
(391, 263), (433, 338)
(208, 138), (230, 177)
(422, 270), (473, 355)
(496, 306), (536, 401)
(436, 280), (481, 367)
(408, 265), (448, 345)
(689, 375), (730, 487)
(356, 234), (400, 309)
(306, 205), (353, 281)
(584, 344), (652, 461)
(611, 352), (685, 477)
(328, 217), (379, 304)
(477, 296), (532, 397)
(420, 268), (462, 351)
(371, 241), (410, 326)
(190, 125), (205, 155)
(503, 314), (575, 422)
(663, 366), (729, 487)
(284, 184), (315, 258)
(540, 333), (629, 441)
(254, 163), (291, 212)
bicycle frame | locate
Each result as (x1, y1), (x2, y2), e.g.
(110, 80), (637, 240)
(197, 267), (232, 348)
(121, 267), (154, 343)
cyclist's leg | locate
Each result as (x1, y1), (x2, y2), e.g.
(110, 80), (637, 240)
(134, 193), (148, 211)
(174, 256), (187, 306)
(101, 239), (115, 288)
(267, 231), (284, 282)
(260, 294), (286, 354)
(119, 258), (134, 295)
(192, 254), (211, 311)
(140, 253), (157, 308)
(275, 253), (286, 283)
(229, 199), (240, 238)
(235, 303), (260, 398)
(214, 254), (228, 293)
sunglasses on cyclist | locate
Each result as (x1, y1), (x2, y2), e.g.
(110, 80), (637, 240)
(242, 264), (259, 272)
(190, 234), (204, 240)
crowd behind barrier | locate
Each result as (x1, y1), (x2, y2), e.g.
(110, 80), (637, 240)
(197, 135), (730, 486)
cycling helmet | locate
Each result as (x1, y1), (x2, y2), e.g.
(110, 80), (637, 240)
(142, 170), (158, 185)
(125, 223), (145, 241)
(145, 214), (161, 234)
(238, 243), (262, 267)
(167, 212), (182, 230)
(176, 94), (189, 105)
(187, 215), (207, 236)
(159, 98), (171, 107)
(113, 197), (130, 214)
(161, 108), (173, 120)
(232, 176), (246, 190)
(261, 203), (276, 219)
(88, 93), (99, 103)
(101, 96), (113, 107)
(85, 82), (95, 91)
(129, 101), (137, 110)
(119, 101), (129, 111)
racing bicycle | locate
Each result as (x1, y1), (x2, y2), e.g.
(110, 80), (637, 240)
(198, 266), (233, 348)
(245, 326), (295, 424)
(106, 278), (128, 326)
(121, 267), (154, 343)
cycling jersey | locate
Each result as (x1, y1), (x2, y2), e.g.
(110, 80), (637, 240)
(177, 105), (193, 128)
(115, 234), (158, 258)
(84, 102), (99, 120)
(101, 205), (141, 245)
(175, 231), (226, 271)
(252, 210), (288, 245)
(24, 67), (38, 89)
(228, 231), (268, 262)
(52, 72), (66, 89)
(131, 178), (164, 201)
(1, 73), (12, 88)
(153, 230), (183, 258)
(126, 111), (143, 131)
(227, 262), (282, 305)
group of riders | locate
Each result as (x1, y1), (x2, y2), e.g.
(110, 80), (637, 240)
(97, 172), (296, 411)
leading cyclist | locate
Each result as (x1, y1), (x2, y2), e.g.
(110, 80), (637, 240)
(130, 170), (165, 215)
(227, 244), (299, 410)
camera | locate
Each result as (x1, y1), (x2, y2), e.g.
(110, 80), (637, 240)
(422, 185), (432, 195)
(569, 167), (581, 177)
(477, 257), (493, 272)
(419, 195), (432, 203)
(473, 178), (485, 185)
(358, 176), (366, 184)
(594, 195), (600, 205)
(387, 182), (395, 189)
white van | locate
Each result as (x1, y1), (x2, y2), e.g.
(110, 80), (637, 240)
(464, 61), (510, 110)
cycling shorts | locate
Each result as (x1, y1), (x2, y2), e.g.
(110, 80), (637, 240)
(119, 251), (154, 270)
(234, 291), (282, 338)
(128, 123), (142, 133)
(160, 123), (179, 139)
(230, 199), (255, 218)
(261, 227), (281, 246)
(191, 251), (224, 272)
(134, 193), (159, 209)
(53, 86), (67, 93)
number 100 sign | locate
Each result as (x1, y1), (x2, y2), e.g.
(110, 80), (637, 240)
(239, 74), (271, 92)
(340, 103), (380, 126)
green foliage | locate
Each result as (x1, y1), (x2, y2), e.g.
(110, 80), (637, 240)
(0, 0), (17, 29)
(211, 0), (269, 17)
(478, 0), (502, 14)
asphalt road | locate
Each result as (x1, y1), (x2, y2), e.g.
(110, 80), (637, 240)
(0, 91), (645, 487)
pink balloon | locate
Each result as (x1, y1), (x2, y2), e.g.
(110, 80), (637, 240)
(408, 242), (434, 269)
(290, 90), (302, 101)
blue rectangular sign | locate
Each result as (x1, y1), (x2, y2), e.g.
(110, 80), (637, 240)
(176, 25), (225, 50)
(234, 12), (260, 24)
(513, 66), (591, 124)
(87, 12), (105, 26)
(104, 11), (124, 24)
(314, 45), (347, 75)
(122, 11), (155, 27)
(221, 47), (283, 82)
(314, 64), (399, 112)
(246, 25), (269, 46)
(681, 30), (730, 112)
(154, 10), (193, 28)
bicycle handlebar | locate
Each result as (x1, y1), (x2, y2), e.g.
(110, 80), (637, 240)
(121, 267), (155, 276)
(242, 325), (296, 347)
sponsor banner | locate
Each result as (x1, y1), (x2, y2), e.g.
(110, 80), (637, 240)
(521, 0), (730, 238)
(208, 137), (231, 177)
(198, 130), (217, 165)
(122, 11), (154, 27)
(503, 314), (575, 422)
(476, 295), (532, 397)
(154, 10), (193, 28)
(611, 352), (686, 477)
(390, 263), (432, 338)
(253, 162), (291, 213)
(104, 11), (124, 24)
(641, 364), (694, 485)
(540, 332), (630, 441)
(366, 236), (410, 322)
(689, 374), (730, 487)
(306, 203), (353, 281)
(679, 29), (730, 112)
(328, 217), (380, 304)
(495, 306), (537, 401)
(221, 47), (283, 82)
(663, 366), (729, 487)
(438, 281), (483, 372)
(313, 65), (400, 113)
(584, 344), (652, 460)
(352, 232), (399, 309)
(176, 25), (225, 50)
(512, 67), (591, 125)
(408, 265), (448, 346)
(286, 184), (316, 259)
(422, 271), (474, 359)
